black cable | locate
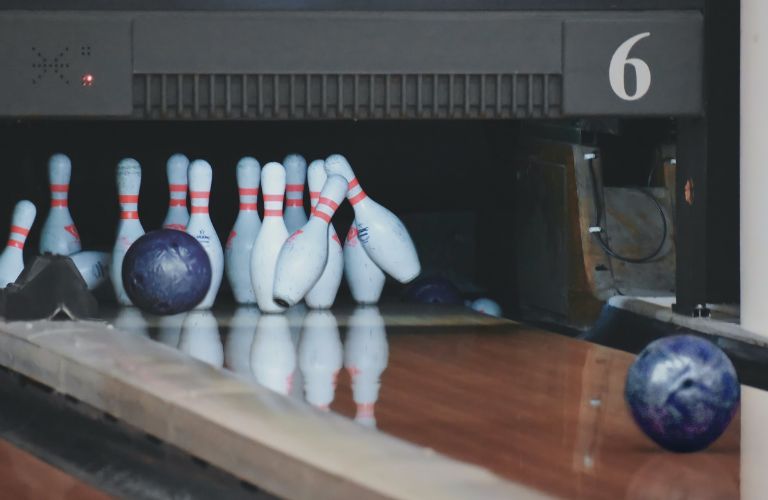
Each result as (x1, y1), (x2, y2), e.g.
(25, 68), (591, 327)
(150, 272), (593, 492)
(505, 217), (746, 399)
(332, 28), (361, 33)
(586, 156), (668, 264)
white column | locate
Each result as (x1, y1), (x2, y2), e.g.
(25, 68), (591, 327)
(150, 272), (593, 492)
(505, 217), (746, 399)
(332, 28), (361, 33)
(741, 0), (768, 335)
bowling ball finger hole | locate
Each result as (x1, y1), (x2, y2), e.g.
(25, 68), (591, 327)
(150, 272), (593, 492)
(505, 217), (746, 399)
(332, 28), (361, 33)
(681, 379), (693, 389)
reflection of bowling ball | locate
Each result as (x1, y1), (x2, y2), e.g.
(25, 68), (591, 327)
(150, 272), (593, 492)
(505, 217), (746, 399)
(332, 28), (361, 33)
(404, 276), (462, 305)
(625, 335), (740, 452)
(122, 230), (212, 315)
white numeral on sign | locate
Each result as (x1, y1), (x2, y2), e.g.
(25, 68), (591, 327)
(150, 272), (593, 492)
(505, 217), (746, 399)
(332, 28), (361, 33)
(609, 32), (652, 101)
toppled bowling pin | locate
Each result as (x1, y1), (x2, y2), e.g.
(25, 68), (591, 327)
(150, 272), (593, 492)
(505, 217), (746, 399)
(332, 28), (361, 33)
(299, 310), (343, 410)
(325, 154), (420, 284)
(251, 314), (296, 395)
(110, 159), (145, 306)
(0, 200), (36, 287)
(225, 157), (261, 304)
(250, 162), (289, 313)
(225, 306), (260, 375)
(273, 175), (348, 307)
(304, 160), (344, 309)
(344, 224), (386, 305)
(283, 154), (308, 234)
(469, 297), (503, 317)
(179, 310), (224, 367)
(69, 250), (110, 290)
(345, 306), (389, 428)
(186, 160), (224, 309)
(40, 154), (81, 255)
(162, 154), (190, 231)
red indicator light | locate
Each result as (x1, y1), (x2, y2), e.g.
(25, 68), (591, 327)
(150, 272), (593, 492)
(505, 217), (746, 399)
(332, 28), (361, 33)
(81, 73), (94, 87)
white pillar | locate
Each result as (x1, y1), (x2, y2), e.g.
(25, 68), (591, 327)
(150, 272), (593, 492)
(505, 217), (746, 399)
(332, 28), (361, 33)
(741, 0), (768, 335)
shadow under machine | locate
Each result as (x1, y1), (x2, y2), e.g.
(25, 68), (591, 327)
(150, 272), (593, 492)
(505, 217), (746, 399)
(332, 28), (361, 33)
(0, 0), (736, 328)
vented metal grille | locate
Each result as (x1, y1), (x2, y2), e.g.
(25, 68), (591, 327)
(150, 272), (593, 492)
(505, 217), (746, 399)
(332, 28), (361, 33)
(133, 73), (562, 119)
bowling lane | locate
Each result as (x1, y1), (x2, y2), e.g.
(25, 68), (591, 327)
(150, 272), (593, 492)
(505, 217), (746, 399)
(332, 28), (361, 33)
(103, 303), (740, 500)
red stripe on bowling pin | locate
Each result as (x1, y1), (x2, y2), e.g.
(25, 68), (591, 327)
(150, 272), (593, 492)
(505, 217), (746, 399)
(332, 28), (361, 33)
(347, 177), (368, 206)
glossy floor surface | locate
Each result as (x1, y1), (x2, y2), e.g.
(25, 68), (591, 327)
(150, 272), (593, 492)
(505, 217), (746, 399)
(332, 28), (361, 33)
(102, 303), (741, 499)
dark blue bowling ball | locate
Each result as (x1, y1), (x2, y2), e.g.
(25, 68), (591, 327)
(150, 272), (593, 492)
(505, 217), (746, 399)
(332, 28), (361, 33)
(404, 276), (463, 305)
(625, 335), (740, 452)
(122, 229), (211, 315)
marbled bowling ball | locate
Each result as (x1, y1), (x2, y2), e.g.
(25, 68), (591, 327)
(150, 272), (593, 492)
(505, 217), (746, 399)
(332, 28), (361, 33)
(625, 335), (740, 452)
(404, 276), (463, 305)
(122, 229), (211, 315)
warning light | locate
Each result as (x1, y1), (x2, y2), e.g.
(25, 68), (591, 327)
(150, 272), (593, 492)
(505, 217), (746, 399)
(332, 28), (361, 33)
(81, 73), (94, 87)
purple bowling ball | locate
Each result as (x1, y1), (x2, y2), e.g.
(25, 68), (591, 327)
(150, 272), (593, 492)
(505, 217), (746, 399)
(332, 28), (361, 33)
(405, 276), (463, 305)
(625, 335), (740, 453)
(122, 229), (212, 315)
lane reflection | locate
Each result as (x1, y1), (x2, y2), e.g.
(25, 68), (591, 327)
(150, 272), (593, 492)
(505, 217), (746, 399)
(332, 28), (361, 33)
(179, 310), (224, 368)
(299, 310), (343, 411)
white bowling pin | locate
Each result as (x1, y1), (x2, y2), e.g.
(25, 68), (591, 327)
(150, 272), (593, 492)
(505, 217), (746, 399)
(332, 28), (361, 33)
(162, 154), (190, 231)
(325, 154), (420, 283)
(345, 306), (389, 428)
(157, 313), (186, 347)
(69, 250), (110, 290)
(40, 154), (81, 255)
(0, 201), (36, 287)
(179, 310), (224, 367)
(250, 162), (289, 313)
(225, 157), (261, 304)
(225, 306), (260, 375)
(299, 310), (343, 410)
(344, 224), (386, 304)
(186, 160), (224, 309)
(469, 297), (503, 317)
(110, 159), (145, 306)
(273, 175), (348, 307)
(305, 160), (344, 309)
(283, 154), (308, 234)
(113, 307), (149, 338)
(251, 314), (296, 395)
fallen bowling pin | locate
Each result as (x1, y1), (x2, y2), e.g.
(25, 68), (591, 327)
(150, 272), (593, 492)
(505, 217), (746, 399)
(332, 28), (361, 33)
(324, 154), (420, 284)
(0, 200), (36, 287)
(304, 160), (344, 309)
(110, 159), (145, 306)
(69, 250), (110, 290)
(250, 162), (289, 313)
(186, 160), (224, 309)
(273, 174), (348, 308)
(162, 154), (190, 231)
(469, 297), (503, 317)
(40, 154), (81, 256)
(225, 157), (261, 304)
(283, 154), (308, 234)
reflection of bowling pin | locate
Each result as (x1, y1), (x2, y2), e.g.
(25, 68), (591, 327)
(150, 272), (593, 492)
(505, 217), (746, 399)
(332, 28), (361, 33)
(225, 306), (260, 375)
(40, 154), (81, 255)
(305, 160), (344, 309)
(273, 175), (347, 307)
(70, 251), (110, 290)
(251, 314), (296, 395)
(113, 307), (149, 337)
(250, 162), (289, 313)
(299, 310), (343, 410)
(345, 306), (389, 428)
(0, 201), (36, 287)
(325, 154), (420, 283)
(283, 154), (308, 234)
(344, 224), (386, 304)
(225, 157), (261, 304)
(186, 160), (224, 309)
(179, 310), (224, 367)
(162, 154), (190, 231)
(157, 313), (186, 347)
(111, 159), (145, 306)
(286, 303), (307, 401)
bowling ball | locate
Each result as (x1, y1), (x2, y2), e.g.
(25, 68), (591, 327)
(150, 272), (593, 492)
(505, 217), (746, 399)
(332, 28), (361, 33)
(404, 276), (463, 305)
(625, 335), (740, 452)
(122, 229), (211, 315)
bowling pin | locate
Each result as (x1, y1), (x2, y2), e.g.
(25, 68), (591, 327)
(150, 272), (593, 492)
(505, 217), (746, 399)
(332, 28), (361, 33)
(0, 200), (36, 287)
(225, 157), (261, 304)
(325, 154), (420, 283)
(69, 250), (110, 290)
(251, 314), (296, 395)
(345, 306), (389, 428)
(299, 310), (343, 410)
(40, 154), (81, 255)
(283, 154), (308, 234)
(162, 154), (190, 231)
(344, 224), (386, 304)
(273, 174), (348, 307)
(250, 162), (289, 313)
(113, 307), (149, 338)
(225, 306), (259, 375)
(179, 310), (224, 367)
(186, 160), (224, 309)
(469, 297), (503, 317)
(305, 160), (344, 309)
(110, 159), (145, 306)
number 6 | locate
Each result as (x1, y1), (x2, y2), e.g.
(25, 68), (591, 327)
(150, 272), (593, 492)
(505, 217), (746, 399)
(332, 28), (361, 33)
(609, 32), (652, 101)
